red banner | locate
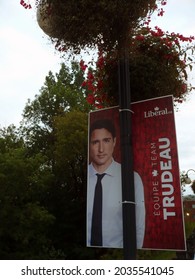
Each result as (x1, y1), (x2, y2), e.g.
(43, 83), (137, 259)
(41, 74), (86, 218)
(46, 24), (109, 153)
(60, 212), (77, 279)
(132, 95), (185, 250)
(88, 95), (186, 250)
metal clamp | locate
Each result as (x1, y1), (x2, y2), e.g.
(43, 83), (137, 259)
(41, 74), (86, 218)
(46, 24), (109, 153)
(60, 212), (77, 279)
(122, 200), (136, 205)
(119, 108), (134, 114)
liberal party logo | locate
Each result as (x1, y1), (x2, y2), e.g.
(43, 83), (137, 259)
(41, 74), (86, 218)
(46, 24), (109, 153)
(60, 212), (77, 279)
(144, 106), (172, 118)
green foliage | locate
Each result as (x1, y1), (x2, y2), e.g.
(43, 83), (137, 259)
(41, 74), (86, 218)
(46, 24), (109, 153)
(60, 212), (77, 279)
(14, 61), (96, 259)
(0, 61), (94, 259)
(37, 0), (158, 53)
(54, 110), (88, 190)
(22, 62), (88, 127)
(21, 62), (89, 154)
(0, 138), (55, 259)
(82, 26), (195, 107)
(185, 221), (195, 239)
(137, 250), (176, 260)
(128, 26), (194, 103)
(45, 110), (90, 259)
(0, 125), (23, 151)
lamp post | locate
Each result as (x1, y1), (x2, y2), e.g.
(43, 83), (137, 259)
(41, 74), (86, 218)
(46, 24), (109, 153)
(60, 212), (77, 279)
(35, 0), (155, 261)
(118, 50), (136, 260)
(183, 169), (195, 195)
(184, 169), (195, 184)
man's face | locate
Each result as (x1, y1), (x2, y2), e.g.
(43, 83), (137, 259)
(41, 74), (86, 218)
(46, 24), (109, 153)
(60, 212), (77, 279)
(90, 128), (116, 172)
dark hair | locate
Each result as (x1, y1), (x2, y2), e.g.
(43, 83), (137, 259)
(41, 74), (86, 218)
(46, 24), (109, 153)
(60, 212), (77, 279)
(90, 119), (116, 139)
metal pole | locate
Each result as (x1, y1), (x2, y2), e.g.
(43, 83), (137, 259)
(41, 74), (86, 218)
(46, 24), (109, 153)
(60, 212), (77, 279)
(118, 50), (137, 260)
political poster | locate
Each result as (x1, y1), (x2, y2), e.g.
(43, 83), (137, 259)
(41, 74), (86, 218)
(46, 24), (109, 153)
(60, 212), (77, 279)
(132, 95), (186, 250)
(87, 95), (186, 250)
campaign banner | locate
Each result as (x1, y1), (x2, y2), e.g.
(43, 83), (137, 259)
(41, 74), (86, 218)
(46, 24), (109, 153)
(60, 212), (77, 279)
(132, 95), (185, 250)
(87, 95), (186, 250)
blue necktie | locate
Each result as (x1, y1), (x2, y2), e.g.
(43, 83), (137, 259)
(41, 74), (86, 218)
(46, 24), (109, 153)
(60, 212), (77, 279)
(91, 173), (106, 246)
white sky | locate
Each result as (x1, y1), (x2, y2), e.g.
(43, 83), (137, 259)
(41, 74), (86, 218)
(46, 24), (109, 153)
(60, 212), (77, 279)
(0, 0), (195, 194)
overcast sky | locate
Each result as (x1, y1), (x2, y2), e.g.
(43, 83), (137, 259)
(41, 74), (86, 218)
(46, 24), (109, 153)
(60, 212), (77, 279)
(0, 0), (195, 194)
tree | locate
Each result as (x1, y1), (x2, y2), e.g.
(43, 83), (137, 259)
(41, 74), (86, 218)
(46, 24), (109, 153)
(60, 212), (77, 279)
(0, 126), (55, 259)
(46, 111), (90, 259)
(0, 62), (97, 259)
(19, 61), (97, 259)
(21, 62), (89, 154)
(53, 111), (88, 197)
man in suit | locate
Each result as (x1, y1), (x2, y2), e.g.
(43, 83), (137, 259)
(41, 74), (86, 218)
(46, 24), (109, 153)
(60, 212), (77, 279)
(87, 119), (145, 248)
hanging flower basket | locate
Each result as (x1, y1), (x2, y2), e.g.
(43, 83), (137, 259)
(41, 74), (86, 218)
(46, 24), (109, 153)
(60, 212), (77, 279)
(36, 0), (157, 53)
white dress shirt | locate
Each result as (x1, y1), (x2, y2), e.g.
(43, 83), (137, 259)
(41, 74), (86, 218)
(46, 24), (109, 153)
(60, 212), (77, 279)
(87, 160), (145, 248)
